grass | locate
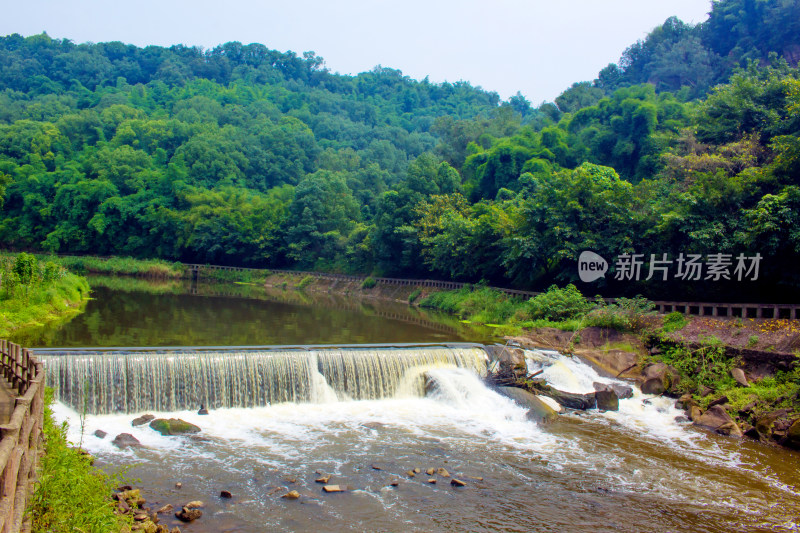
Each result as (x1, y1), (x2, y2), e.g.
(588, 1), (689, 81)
(197, 267), (269, 284)
(41, 254), (186, 278)
(295, 275), (315, 290)
(0, 267), (90, 338)
(28, 389), (133, 532)
(86, 274), (187, 295)
(0, 252), (273, 284)
(420, 286), (523, 325)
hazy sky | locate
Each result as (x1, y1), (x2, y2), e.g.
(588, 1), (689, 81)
(1, 0), (712, 103)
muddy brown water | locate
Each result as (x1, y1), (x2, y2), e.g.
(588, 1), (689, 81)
(20, 278), (800, 532)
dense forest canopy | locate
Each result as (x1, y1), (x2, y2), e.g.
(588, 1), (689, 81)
(1, 0), (799, 301)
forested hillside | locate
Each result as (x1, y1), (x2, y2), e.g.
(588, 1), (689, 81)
(1, 0), (799, 301)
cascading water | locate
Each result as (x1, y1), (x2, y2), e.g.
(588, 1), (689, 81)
(39, 345), (488, 414)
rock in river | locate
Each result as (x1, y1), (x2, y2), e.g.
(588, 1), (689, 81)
(497, 386), (559, 423)
(149, 418), (201, 436)
(694, 405), (743, 437)
(784, 418), (800, 450)
(112, 433), (141, 449)
(595, 388), (619, 412)
(132, 414), (155, 427)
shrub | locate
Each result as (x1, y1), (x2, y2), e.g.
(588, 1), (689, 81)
(41, 261), (62, 283)
(585, 296), (656, 332)
(520, 284), (592, 321)
(361, 276), (377, 289)
(295, 275), (315, 290)
(29, 389), (133, 531)
(408, 288), (422, 303)
(662, 311), (688, 333)
(14, 252), (39, 285)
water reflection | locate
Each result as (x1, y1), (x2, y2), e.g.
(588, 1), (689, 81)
(12, 275), (495, 348)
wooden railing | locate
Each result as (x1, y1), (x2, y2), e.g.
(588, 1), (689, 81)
(81, 261), (798, 319)
(0, 340), (44, 533)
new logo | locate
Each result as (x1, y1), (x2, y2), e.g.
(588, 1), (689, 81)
(578, 251), (608, 282)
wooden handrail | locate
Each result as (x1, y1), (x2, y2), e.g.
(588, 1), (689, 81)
(0, 340), (44, 533)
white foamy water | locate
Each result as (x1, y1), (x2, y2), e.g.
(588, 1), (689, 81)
(48, 348), (800, 533)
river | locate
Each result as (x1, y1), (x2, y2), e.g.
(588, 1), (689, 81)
(16, 277), (800, 532)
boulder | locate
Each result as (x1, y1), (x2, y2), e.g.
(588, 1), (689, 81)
(175, 507), (202, 522)
(197, 405), (209, 415)
(578, 349), (639, 378)
(593, 382), (633, 400)
(640, 363), (681, 394)
(707, 396), (729, 408)
(694, 405), (743, 437)
(149, 418), (201, 436)
(156, 504), (173, 514)
(755, 409), (789, 437)
(486, 345), (527, 376)
(641, 378), (665, 395)
(689, 406), (703, 422)
(94, 429), (107, 439)
(595, 389), (619, 412)
(132, 414), (155, 427)
(281, 490), (300, 499)
(784, 419), (800, 450)
(731, 368), (749, 387)
(112, 433), (141, 449)
(675, 394), (697, 410)
(497, 386), (559, 423)
(450, 478), (467, 487)
(116, 489), (146, 508)
(220, 490), (232, 499)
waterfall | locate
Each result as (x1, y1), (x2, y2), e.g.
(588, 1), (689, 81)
(39, 345), (488, 414)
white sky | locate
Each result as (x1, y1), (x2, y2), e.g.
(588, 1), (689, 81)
(0, 0), (712, 103)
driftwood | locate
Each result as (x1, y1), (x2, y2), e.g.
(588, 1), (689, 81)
(525, 380), (597, 410)
(487, 372), (597, 410)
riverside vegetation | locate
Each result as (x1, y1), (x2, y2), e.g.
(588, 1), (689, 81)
(29, 389), (134, 532)
(0, 252), (89, 337)
(0, 254), (132, 531)
(420, 284), (800, 449)
(0, 0), (799, 302)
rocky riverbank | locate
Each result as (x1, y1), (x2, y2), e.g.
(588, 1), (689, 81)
(505, 324), (800, 451)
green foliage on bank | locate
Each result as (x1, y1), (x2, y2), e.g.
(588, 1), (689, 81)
(0, 253), (90, 337)
(28, 389), (132, 532)
(651, 337), (800, 417)
(51, 255), (185, 278)
(0, 1), (798, 300)
(420, 284), (657, 334)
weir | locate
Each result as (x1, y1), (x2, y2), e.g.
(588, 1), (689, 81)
(32, 343), (489, 414)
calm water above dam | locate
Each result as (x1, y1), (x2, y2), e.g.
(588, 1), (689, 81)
(21, 277), (800, 532)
